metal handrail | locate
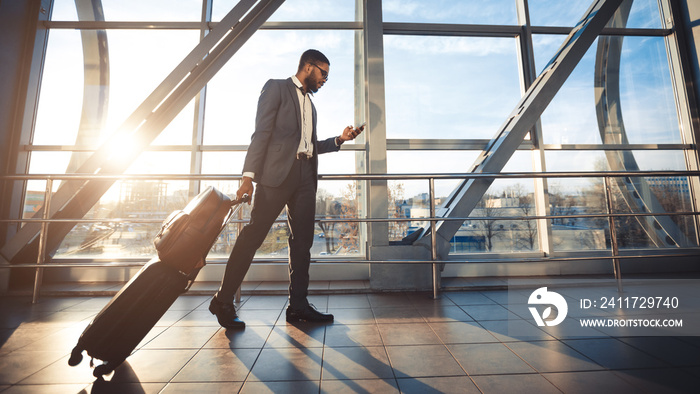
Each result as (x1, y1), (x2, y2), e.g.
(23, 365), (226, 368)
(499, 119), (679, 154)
(2, 169), (699, 181)
(2, 170), (699, 302)
(2, 210), (698, 225)
(7, 252), (698, 269)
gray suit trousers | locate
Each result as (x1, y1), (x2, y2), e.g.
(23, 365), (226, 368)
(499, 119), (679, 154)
(217, 158), (316, 308)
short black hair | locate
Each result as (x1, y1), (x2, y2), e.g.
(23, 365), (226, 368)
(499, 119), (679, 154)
(298, 49), (330, 72)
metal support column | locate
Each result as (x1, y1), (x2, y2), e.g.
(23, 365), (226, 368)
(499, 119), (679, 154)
(516, 0), (553, 256)
(604, 177), (624, 293)
(429, 178), (440, 299)
(32, 178), (53, 303)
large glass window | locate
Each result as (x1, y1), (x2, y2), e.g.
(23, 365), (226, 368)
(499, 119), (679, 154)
(15, 0), (699, 267)
(213, 0), (358, 22)
(383, 36), (521, 139)
(382, 0), (517, 25)
(51, 0), (203, 21)
(528, 0), (661, 29)
(204, 30), (356, 145)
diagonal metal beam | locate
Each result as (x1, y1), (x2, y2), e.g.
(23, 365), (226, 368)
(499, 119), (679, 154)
(1, 0), (286, 264)
(414, 0), (625, 258)
(595, 0), (689, 247)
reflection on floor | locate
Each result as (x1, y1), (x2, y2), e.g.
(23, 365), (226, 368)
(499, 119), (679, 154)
(1, 279), (700, 393)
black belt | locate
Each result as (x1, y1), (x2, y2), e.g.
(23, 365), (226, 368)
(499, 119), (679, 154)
(296, 153), (312, 160)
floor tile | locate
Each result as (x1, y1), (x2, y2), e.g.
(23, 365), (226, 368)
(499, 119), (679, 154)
(236, 309), (282, 326)
(307, 295), (330, 310)
(20, 355), (97, 385)
(110, 349), (198, 383)
(19, 310), (96, 328)
(479, 319), (555, 342)
(429, 321), (498, 344)
(396, 376), (480, 393)
(203, 326), (273, 349)
(328, 280), (370, 291)
(562, 338), (670, 369)
(154, 309), (192, 327)
(385, 345), (465, 378)
(472, 373), (561, 394)
(1, 383), (95, 393)
(172, 348), (259, 382)
(265, 323), (326, 348)
(328, 294), (370, 309)
(416, 305), (474, 323)
(367, 294), (412, 308)
(448, 343), (535, 375)
(240, 380), (320, 393)
(240, 296), (288, 310)
(320, 378), (399, 393)
(613, 368), (700, 393)
(322, 346), (394, 380)
(327, 308), (375, 325)
(463, 304), (521, 321)
(168, 296), (209, 311)
(405, 292), (456, 307)
(617, 336), (700, 367)
(445, 292), (498, 306)
(17, 325), (87, 354)
(25, 297), (87, 313)
(508, 340), (604, 373)
(161, 381), (244, 393)
(172, 310), (221, 327)
(253, 281), (289, 291)
(248, 347), (323, 382)
(0, 309), (52, 330)
(82, 381), (167, 393)
(141, 326), (219, 349)
(0, 326), (65, 355)
(62, 297), (111, 311)
(325, 324), (383, 347)
(481, 290), (512, 304)
(372, 306), (424, 324)
(378, 323), (441, 346)
(0, 350), (66, 384)
(543, 370), (642, 393)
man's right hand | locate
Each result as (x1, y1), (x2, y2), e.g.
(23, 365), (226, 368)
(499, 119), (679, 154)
(237, 177), (254, 204)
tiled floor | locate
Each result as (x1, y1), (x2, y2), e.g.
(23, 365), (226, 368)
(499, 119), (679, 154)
(1, 281), (700, 393)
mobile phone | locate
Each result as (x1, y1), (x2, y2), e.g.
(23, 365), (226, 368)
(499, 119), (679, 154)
(356, 122), (367, 130)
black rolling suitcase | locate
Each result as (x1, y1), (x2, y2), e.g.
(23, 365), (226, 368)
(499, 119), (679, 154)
(68, 187), (248, 377)
(68, 259), (189, 377)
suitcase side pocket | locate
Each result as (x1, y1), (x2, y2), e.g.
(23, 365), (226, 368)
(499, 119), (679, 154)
(153, 210), (189, 260)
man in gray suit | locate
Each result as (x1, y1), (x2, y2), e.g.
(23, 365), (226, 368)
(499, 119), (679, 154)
(209, 49), (363, 328)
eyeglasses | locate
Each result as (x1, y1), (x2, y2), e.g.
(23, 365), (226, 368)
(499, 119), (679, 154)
(310, 63), (329, 80)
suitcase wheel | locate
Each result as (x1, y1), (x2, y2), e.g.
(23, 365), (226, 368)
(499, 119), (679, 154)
(93, 363), (113, 378)
(68, 347), (83, 366)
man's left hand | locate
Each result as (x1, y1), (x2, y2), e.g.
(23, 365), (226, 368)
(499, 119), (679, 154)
(340, 124), (364, 142)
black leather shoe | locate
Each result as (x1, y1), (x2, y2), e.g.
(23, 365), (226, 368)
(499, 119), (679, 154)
(209, 295), (245, 329)
(286, 304), (334, 323)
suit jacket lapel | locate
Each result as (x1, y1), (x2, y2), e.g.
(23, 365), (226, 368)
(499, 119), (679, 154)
(286, 78), (302, 135)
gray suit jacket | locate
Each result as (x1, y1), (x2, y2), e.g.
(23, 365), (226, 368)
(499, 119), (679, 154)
(242, 78), (340, 188)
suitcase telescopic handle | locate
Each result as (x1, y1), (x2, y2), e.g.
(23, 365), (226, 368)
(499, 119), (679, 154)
(221, 193), (250, 232)
(232, 193), (250, 206)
